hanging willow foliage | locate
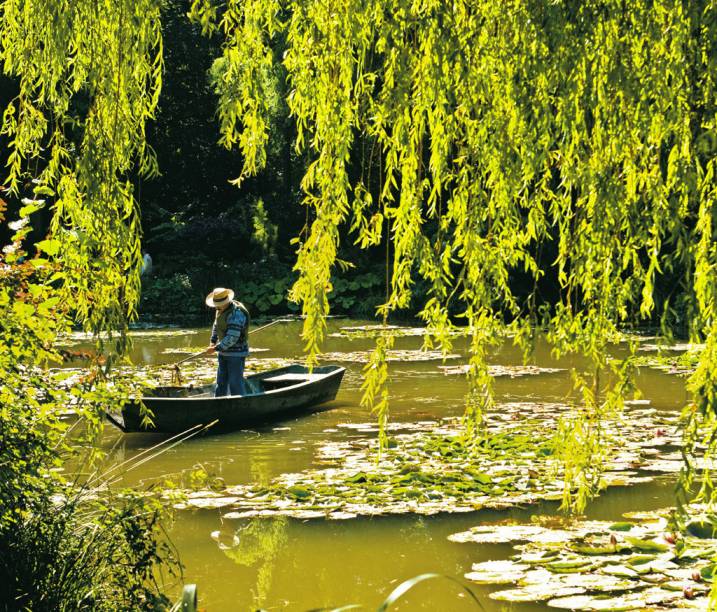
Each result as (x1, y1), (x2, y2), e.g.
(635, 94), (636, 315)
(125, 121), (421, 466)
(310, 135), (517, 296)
(0, 0), (163, 526)
(0, 3), (175, 602)
(193, 0), (717, 511)
(1, 0), (163, 342)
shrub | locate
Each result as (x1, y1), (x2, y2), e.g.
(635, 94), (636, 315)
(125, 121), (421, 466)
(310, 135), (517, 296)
(0, 485), (177, 611)
(140, 273), (202, 322)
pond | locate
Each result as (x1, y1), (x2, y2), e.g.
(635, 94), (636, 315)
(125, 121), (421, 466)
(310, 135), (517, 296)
(89, 319), (687, 610)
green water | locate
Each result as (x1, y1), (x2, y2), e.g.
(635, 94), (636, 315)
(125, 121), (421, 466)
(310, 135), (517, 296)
(96, 320), (686, 610)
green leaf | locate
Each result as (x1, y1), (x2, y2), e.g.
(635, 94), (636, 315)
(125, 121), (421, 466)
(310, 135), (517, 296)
(32, 185), (55, 197)
(608, 522), (634, 532)
(13, 302), (35, 318)
(35, 240), (62, 256)
(624, 536), (669, 553)
(287, 486), (311, 500)
(19, 199), (46, 217)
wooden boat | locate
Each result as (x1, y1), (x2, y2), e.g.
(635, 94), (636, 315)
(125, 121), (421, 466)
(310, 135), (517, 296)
(107, 364), (346, 433)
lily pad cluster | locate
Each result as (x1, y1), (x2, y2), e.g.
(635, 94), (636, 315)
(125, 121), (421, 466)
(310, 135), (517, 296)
(451, 507), (717, 609)
(633, 351), (702, 377)
(328, 324), (433, 339)
(167, 402), (689, 520)
(56, 328), (198, 347)
(439, 364), (565, 377)
(317, 349), (462, 363)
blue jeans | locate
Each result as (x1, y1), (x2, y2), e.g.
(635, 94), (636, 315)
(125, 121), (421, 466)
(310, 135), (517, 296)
(215, 354), (246, 397)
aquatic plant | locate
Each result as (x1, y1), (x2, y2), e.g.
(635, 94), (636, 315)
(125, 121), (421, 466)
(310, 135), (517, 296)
(633, 348), (703, 378)
(167, 402), (683, 520)
(450, 507), (717, 609)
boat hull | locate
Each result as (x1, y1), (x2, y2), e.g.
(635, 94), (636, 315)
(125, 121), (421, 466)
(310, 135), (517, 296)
(113, 364), (345, 434)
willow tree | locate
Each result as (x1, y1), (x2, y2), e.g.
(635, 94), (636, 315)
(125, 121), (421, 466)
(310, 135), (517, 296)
(190, 0), (717, 510)
(1, 0), (164, 493)
(0, 0), (176, 605)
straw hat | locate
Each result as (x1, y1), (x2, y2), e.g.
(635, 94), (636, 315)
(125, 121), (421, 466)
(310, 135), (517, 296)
(205, 287), (235, 308)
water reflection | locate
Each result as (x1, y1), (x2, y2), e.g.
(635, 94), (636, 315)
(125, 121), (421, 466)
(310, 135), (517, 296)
(212, 517), (288, 610)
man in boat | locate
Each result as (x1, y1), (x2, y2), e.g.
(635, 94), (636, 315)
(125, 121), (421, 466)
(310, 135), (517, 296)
(205, 287), (250, 396)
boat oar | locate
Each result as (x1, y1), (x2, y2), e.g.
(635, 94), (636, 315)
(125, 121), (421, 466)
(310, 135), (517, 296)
(166, 316), (295, 384)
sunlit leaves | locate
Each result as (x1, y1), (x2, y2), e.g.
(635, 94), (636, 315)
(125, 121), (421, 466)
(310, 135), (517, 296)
(1, 0), (164, 340)
(0, 0), (164, 528)
(189, 0), (717, 511)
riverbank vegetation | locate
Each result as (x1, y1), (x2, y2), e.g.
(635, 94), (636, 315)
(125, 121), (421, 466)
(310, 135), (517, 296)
(0, 1), (179, 607)
(4, 0), (717, 609)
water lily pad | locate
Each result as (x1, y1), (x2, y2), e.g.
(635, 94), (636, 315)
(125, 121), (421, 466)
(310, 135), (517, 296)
(162, 401), (684, 521)
(519, 552), (561, 565)
(328, 325), (430, 339)
(624, 536), (669, 553)
(491, 585), (586, 602)
(449, 525), (575, 545)
(600, 565), (639, 578)
(547, 593), (647, 610)
(439, 364), (565, 377)
(287, 486), (311, 500)
(465, 560), (530, 584)
(456, 506), (715, 609)
(318, 349), (461, 363)
(326, 511), (358, 520)
(185, 496), (239, 509)
(571, 543), (629, 556)
(609, 522), (635, 532)
(546, 558), (595, 573)
(559, 574), (641, 592)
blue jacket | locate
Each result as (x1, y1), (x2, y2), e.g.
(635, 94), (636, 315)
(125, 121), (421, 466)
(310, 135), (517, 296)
(211, 302), (249, 357)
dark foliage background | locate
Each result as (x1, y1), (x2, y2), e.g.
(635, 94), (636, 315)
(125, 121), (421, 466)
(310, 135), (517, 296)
(4, 2), (684, 329)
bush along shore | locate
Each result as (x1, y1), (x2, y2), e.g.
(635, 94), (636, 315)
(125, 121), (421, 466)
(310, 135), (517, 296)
(137, 264), (389, 326)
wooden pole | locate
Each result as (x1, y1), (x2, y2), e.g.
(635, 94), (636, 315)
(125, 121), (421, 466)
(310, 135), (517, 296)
(166, 317), (293, 370)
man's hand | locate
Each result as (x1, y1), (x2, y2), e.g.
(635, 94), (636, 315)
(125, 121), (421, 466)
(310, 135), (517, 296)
(206, 345), (217, 355)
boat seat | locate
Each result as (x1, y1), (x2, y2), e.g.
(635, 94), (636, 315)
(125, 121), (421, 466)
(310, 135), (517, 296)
(262, 373), (325, 385)
(263, 373), (325, 383)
